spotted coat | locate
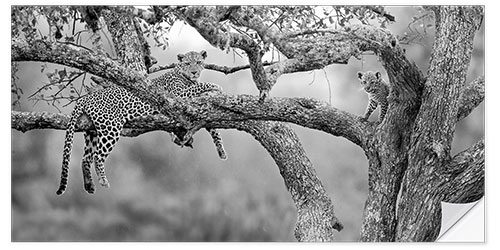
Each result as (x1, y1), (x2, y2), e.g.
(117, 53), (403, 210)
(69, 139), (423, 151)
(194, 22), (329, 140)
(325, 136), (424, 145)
(56, 51), (226, 195)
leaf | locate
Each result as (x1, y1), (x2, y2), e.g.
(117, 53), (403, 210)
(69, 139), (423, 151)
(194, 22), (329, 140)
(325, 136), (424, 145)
(58, 68), (67, 78)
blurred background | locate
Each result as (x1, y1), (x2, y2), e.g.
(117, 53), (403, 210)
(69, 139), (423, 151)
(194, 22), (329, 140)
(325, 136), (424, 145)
(11, 7), (484, 241)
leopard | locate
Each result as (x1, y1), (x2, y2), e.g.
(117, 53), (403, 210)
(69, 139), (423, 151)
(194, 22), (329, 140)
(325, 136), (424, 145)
(56, 50), (226, 195)
(357, 71), (390, 122)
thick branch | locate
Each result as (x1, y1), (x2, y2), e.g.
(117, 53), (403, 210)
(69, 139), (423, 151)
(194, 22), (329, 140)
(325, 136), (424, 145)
(11, 38), (147, 84)
(160, 94), (368, 148)
(11, 111), (176, 137)
(457, 76), (485, 122)
(439, 138), (484, 203)
(228, 121), (343, 241)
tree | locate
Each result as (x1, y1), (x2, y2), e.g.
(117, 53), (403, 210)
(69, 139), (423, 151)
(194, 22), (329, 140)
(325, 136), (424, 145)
(11, 6), (484, 242)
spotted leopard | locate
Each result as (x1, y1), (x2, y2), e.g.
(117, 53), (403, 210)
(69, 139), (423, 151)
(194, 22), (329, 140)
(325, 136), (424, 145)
(56, 50), (226, 195)
(357, 71), (390, 122)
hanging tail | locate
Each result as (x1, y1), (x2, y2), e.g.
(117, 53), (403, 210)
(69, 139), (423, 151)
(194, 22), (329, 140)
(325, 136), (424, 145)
(208, 128), (227, 160)
(56, 105), (84, 195)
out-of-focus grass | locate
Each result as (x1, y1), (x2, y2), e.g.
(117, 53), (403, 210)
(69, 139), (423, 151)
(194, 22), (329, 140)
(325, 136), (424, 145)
(12, 129), (298, 242)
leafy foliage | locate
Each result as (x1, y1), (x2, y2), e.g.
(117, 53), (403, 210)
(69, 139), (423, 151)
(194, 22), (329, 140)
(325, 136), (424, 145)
(138, 6), (177, 50)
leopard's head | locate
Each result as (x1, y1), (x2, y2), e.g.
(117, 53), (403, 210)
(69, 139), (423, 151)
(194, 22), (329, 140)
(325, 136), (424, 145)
(177, 50), (207, 81)
(357, 71), (382, 93)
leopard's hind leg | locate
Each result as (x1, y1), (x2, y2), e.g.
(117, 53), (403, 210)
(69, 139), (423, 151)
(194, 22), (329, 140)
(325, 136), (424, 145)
(93, 120), (123, 188)
(81, 130), (96, 194)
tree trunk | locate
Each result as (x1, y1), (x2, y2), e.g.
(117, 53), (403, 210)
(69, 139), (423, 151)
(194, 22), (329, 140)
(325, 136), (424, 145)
(359, 6), (483, 241)
(395, 6), (483, 241)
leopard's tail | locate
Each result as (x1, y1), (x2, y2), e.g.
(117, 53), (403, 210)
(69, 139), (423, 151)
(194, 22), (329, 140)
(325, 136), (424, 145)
(208, 128), (227, 160)
(56, 104), (84, 195)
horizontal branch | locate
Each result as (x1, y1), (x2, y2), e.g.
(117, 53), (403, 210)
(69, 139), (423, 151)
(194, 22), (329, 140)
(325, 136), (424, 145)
(12, 93), (369, 148)
(11, 111), (176, 137)
(439, 138), (484, 203)
(179, 94), (368, 148)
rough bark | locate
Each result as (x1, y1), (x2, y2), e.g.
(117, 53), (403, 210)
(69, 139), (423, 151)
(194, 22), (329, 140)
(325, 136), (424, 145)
(356, 15), (426, 245)
(457, 76), (484, 122)
(439, 138), (484, 203)
(395, 6), (483, 242)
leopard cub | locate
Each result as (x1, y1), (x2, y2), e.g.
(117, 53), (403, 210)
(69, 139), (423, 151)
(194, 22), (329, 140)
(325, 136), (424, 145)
(357, 71), (390, 122)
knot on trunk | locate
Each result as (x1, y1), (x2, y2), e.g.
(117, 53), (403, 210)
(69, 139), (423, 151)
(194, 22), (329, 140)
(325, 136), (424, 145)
(294, 199), (343, 242)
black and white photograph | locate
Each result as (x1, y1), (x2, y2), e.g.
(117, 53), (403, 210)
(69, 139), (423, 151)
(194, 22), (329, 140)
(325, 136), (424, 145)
(10, 4), (485, 242)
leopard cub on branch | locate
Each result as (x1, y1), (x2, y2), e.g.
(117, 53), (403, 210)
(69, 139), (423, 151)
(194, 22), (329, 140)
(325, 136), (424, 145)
(357, 71), (390, 122)
(56, 50), (226, 196)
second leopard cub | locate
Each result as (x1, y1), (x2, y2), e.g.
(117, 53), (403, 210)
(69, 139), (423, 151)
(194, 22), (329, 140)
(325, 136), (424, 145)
(357, 71), (390, 122)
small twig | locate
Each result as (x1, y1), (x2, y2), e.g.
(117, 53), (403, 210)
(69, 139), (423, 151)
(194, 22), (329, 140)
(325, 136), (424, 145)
(52, 72), (84, 96)
(322, 69), (332, 105)
(27, 81), (55, 99)
(365, 6), (396, 22)
(72, 9), (77, 35)
(307, 71), (316, 85)
(262, 10), (286, 35)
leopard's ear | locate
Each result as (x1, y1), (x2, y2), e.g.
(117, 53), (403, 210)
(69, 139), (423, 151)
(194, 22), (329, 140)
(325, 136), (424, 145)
(200, 50), (207, 59)
(177, 53), (185, 62)
(375, 71), (382, 80)
(357, 71), (364, 80)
